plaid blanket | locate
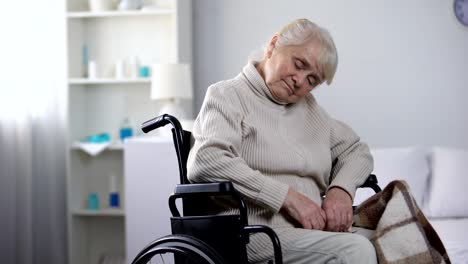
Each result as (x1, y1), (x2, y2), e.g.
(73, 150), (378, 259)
(353, 180), (451, 264)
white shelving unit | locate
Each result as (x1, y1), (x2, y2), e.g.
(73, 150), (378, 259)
(65, 0), (192, 263)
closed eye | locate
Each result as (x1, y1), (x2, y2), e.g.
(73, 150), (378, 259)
(295, 59), (304, 69)
(308, 76), (317, 86)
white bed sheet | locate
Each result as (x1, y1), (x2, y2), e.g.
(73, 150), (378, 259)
(429, 218), (468, 264)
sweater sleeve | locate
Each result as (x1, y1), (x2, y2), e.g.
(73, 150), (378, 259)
(327, 119), (374, 201)
(187, 85), (289, 213)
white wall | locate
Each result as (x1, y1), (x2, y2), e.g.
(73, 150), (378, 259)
(193, 0), (468, 148)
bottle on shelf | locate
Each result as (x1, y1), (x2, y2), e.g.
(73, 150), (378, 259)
(127, 56), (140, 79)
(88, 60), (97, 79)
(82, 44), (89, 78)
(115, 59), (125, 80)
(87, 192), (100, 210)
(109, 174), (120, 208)
(119, 117), (133, 142)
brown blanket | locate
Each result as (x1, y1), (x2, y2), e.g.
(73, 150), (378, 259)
(353, 180), (451, 264)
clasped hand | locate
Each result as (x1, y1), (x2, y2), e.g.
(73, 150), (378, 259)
(282, 187), (353, 232)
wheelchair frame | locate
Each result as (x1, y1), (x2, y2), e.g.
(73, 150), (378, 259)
(131, 114), (381, 264)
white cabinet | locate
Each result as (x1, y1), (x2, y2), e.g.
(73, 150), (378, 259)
(65, 0), (192, 263)
(124, 138), (180, 263)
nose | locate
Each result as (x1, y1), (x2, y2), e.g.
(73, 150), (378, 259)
(292, 72), (307, 89)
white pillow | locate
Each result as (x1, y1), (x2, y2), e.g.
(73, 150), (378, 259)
(354, 147), (430, 208)
(426, 147), (468, 218)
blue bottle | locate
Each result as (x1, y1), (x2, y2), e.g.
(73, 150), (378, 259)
(120, 118), (133, 142)
(88, 192), (99, 210)
(109, 175), (120, 208)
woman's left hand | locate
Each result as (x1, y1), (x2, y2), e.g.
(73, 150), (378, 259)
(322, 187), (353, 232)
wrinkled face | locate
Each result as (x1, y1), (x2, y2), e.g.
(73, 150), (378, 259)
(259, 36), (324, 104)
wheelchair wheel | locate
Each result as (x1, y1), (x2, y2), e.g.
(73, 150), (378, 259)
(131, 235), (227, 264)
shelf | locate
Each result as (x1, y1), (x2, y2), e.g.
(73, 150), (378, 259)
(67, 9), (174, 18)
(69, 78), (150, 85)
(71, 142), (124, 151)
(72, 209), (125, 217)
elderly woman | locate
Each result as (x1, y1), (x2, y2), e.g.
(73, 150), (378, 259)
(187, 18), (377, 263)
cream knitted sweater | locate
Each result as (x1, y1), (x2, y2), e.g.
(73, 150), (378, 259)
(187, 62), (373, 229)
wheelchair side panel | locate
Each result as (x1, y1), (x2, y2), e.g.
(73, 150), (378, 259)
(171, 215), (248, 264)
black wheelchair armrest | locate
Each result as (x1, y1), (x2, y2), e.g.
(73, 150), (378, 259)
(359, 174), (382, 193)
(168, 181), (248, 227)
(173, 181), (236, 195)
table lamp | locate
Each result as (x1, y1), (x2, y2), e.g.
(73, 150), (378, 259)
(151, 63), (193, 119)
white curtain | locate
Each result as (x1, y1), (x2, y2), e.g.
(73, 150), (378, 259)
(0, 1), (67, 263)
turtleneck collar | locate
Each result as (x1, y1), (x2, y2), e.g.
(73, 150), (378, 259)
(242, 61), (288, 105)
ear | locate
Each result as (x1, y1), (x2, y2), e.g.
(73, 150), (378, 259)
(265, 35), (279, 59)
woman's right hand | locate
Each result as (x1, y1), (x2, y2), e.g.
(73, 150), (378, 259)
(281, 188), (327, 230)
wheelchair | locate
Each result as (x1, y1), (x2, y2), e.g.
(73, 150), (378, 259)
(131, 114), (382, 264)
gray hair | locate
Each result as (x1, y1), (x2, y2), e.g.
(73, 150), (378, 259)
(250, 18), (338, 85)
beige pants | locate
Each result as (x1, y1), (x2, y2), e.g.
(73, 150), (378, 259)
(247, 227), (377, 264)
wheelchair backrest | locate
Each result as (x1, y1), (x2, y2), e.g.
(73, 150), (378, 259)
(169, 126), (249, 263)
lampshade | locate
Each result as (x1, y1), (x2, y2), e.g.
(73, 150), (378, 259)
(151, 63), (193, 100)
